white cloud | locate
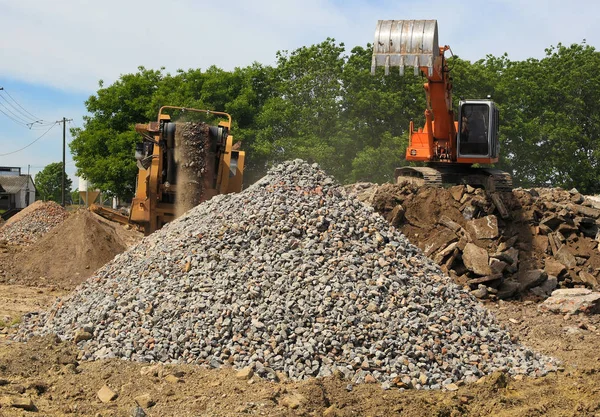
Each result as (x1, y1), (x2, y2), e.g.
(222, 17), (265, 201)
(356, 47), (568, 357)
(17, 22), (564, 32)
(1, 0), (598, 93)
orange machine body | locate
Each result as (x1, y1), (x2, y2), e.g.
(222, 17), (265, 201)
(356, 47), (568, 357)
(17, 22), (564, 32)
(404, 47), (499, 166)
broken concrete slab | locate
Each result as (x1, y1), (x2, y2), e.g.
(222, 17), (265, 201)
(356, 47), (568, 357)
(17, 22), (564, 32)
(466, 273), (503, 287)
(490, 258), (508, 274)
(497, 236), (518, 253)
(569, 204), (600, 219)
(532, 235), (549, 254)
(462, 243), (492, 276)
(466, 215), (499, 240)
(544, 258), (566, 278)
(497, 280), (520, 300)
(578, 271), (598, 287)
(518, 269), (548, 291)
(434, 242), (458, 264)
(538, 288), (600, 315)
(555, 245), (577, 269)
(423, 229), (458, 257)
(438, 216), (462, 233)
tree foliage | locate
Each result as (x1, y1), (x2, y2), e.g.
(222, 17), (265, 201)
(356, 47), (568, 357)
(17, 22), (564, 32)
(71, 40), (600, 198)
(35, 162), (73, 203)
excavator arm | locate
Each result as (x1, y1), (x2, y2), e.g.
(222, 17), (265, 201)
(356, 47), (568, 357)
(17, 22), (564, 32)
(372, 20), (457, 161)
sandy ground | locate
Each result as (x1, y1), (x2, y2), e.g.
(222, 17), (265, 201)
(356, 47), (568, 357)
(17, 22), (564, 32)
(1, 285), (600, 416)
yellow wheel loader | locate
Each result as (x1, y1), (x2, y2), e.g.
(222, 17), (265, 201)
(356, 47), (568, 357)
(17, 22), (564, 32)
(92, 107), (245, 235)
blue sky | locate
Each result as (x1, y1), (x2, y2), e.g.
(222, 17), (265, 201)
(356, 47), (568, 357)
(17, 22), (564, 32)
(1, 0), (598, 187)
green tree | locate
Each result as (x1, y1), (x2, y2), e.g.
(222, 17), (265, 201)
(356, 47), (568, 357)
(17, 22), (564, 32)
(253, 39), (348, 178)
(70, 67), (164, 199)
(493, 42), (600, 193)
(35, 162), (73, 203)
(71, 189), (81, 205)
(69, 39), (600, 194)
(70, 64), (274, 198)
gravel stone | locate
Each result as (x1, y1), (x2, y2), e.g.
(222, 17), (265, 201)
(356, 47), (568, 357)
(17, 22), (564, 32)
(16, 160), (557, 389)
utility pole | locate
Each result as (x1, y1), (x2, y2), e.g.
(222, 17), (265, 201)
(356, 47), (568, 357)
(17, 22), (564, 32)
(56, 117), (72, 206)
(25, 164), (30, 207)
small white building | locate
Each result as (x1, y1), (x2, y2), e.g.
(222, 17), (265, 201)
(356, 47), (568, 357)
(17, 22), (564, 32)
(0, 167), (36, 211)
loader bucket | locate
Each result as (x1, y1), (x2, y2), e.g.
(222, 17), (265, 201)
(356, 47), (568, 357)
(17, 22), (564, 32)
(371, 20), (439, 77)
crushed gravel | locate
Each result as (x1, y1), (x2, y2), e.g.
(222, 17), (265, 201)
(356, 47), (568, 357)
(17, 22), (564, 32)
(17, 160), (557, 389)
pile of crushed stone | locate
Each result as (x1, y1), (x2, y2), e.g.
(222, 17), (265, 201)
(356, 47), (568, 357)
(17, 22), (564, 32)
(0, 201), (69, 246)
(18, 160), (557, 390)
(10, 210), (142, 289)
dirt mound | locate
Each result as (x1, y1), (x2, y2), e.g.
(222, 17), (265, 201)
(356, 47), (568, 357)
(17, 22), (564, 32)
(11, 210), (142, 289)
(347, 183), (600, 300)
(0, 201), (68, 246)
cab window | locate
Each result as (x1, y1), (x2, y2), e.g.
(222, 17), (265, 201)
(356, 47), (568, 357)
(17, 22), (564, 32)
(459, 104), (489, 156)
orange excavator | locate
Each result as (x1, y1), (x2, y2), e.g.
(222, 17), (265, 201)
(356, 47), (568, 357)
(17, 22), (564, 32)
(371, 20), (512, 191)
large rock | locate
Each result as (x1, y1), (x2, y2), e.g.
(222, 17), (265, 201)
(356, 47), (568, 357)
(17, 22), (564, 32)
(530, 276), (558, 297)
(462, 243), (492, 276)
(450, 185), (465, 202)
(466, 215), (499, 240)
(555, 246), (577, 269)
(578, 271), (598, 287)
(538, 289), (600, 315)
(490, 258), (508, 274)
(423, 229), (457, 257)
(544, 258), (566, 277)
(496, 280), (520, 300)
(518, 269), (547, 291)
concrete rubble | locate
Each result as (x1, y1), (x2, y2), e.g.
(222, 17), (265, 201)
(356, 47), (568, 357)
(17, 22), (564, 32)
(348, 184), (600, 301)
(538, 288), (600, 315)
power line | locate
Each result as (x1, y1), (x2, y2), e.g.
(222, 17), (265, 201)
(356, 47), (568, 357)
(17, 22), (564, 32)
(1, 88), (42, 121)
(0, 123), (57, 156)
(0, 93), (39, 124)
(0, 98), (35, 127)
(0, 87), (54, 129)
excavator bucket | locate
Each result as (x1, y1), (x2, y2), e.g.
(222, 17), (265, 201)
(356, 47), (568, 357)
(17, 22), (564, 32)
(371, 20), (439, 77)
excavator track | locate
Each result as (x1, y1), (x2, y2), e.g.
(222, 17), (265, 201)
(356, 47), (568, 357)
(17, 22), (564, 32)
(480, 168), (513, 192)
(395, 165), (513, 192)
(395, 167), (442, 186)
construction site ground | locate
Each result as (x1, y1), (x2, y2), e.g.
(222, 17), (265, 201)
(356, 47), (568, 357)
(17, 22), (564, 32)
(1, 192), (600, 416)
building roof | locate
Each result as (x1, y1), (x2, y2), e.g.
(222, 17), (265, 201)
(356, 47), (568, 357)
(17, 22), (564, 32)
(0, 175), (35, 194)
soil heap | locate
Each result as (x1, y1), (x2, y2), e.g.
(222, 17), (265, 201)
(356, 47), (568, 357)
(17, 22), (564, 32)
(10, 210), (142, 289)
(348, 183), (600, 300)
(18, 161), (556, 390)
(0, 201), (69, 246)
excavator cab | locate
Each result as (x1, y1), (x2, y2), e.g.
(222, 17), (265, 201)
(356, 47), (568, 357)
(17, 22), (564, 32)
(457, 100), (500, 159)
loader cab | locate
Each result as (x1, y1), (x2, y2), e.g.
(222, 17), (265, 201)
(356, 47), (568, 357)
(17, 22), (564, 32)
(457, 100), (499, 160)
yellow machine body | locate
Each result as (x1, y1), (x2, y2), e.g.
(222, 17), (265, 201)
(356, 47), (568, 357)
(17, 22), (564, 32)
(129, 107), (245, 234)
